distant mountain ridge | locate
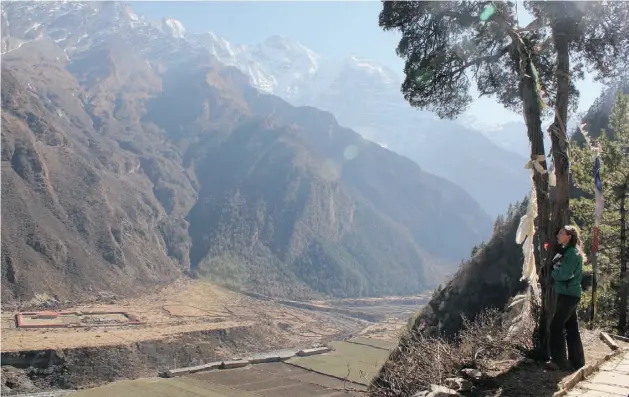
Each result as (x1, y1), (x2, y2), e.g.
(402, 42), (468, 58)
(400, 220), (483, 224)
(1, 3), (533, 216)
(1, 1), (492, 303)
(190, 30), (533, 217)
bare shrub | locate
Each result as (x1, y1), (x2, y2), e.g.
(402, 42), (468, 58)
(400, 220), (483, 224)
(369, 309), (533, 397)
(457, 308), (533, 371)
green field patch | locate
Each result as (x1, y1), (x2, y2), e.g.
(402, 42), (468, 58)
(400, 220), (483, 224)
(287, 341), (390, 385)
(347, 336), (398, 351)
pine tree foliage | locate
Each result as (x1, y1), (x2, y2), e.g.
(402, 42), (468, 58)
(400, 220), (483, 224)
(378, 1), (629, 119)
(571, 93), (629, 331)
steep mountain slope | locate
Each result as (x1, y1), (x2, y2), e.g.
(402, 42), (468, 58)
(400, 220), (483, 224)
(191, 32), (531, 217)
(369, 200), (530, 396)
(579, 78), (629, 139)
(410, 201), (529, 338)
(0, 2), (530, 217)
(1, 50), (184, 302)
(1, 1), (492, 303)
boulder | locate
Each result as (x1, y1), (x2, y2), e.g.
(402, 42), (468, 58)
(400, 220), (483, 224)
(459, 368), (483, 381)
(444, 377), (473, 392)
(428, 384), (462, 396)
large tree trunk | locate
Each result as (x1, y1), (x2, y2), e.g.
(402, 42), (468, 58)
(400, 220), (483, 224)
(548, 22), (572, 238)
(515, 38), (553, 360)
(529, 21), (574, 358)
(618, 176), (628, 335)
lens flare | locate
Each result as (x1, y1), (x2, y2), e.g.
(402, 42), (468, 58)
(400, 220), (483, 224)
(343, 145), (359, 160)
(480, 4), (496, 21)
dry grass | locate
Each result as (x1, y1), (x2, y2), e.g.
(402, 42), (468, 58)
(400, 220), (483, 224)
(1, 279), (367, 352)
(369, 309), (531, 397)
(356, 318), (408, 342)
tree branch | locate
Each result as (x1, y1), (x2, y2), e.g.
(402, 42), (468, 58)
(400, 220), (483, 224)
(453, 45), (511, 75)
(515, 17), (545, 33)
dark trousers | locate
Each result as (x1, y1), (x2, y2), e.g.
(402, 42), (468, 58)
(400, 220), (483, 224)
(550, 294), (585, 369)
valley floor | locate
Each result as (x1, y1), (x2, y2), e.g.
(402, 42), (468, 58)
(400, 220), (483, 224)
(5, 336), (398, 397)
(2, 279), (414, 352)
(3, 280), (625, 397)
(1, 280), (423, 395)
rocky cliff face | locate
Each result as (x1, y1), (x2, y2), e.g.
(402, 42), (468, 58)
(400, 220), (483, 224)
(410, 201), (529, 338)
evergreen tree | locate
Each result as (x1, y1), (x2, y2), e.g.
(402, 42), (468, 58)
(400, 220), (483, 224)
(571, 93), (629, 334)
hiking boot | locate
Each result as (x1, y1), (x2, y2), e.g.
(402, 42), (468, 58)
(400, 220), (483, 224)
(570, 360), (585, 370)
(545, 360), (573, 371)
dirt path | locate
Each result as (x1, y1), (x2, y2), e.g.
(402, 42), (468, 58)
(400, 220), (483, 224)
(474, 331), (629, 397)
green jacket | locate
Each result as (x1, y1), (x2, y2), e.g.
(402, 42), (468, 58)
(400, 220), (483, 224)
(551, 246), (583, 298)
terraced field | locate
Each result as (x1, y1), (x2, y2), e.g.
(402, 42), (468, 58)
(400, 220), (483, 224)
(1, 280), (368, 353)
(55, 337), (395, 397)
(2, 279), (429, 397)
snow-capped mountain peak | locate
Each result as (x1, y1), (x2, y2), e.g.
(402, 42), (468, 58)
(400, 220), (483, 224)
(190, 31), (323, 99)
(345, 56), (399, 85)
(263, 35), (295, 51)
(1, 0), (533, 217)
(261, 34), (319, 69)
(125, 7), (140, 22)
(191, 31), (246, 60)
(162, 17), (185, 39)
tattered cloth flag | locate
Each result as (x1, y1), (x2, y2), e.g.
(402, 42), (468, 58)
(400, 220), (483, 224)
(593, 156), (604, 228)
(590, 152), (604, 321)
(507, 167), (541, 339)
(592, 155), (604, 272)
(516, 172), (539, 287)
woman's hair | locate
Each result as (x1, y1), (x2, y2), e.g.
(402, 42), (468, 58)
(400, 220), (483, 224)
(563, 225), (585, 260)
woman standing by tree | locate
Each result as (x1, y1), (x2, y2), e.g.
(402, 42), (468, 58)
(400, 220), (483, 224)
(378, 0), (629, 359)
(547, 225), (585, 371)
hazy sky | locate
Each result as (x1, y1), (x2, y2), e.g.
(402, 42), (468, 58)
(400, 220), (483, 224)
(130, 1), (604, 127)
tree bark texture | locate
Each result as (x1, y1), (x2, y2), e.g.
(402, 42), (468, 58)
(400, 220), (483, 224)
(547, 27), (572, 239)
(515, 37), (554, 360)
